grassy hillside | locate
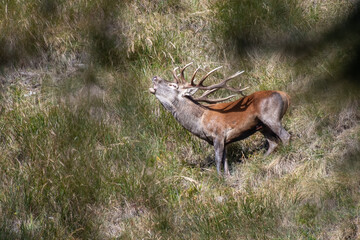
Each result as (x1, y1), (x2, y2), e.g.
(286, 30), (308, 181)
(0, 0), (359, 239)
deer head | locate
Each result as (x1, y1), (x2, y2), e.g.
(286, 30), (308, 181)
(149, 62), (248, 109)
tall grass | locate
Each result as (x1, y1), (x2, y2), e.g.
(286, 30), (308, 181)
(0, 0), (359, 239)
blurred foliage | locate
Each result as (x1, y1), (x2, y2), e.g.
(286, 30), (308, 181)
(213, 0), (308, 52)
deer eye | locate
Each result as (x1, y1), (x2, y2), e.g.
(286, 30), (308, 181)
(168, 83), (178, 89)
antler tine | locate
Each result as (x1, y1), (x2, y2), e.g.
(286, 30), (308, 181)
(220, 71), (248, 96)
(197, 89), (218, 99)
(224, 86), (249, 96)
(187, 88), (236, 104)
(216, 70), (245, 89)
(225, 71), (245, 82)
(172, 67), (180, 84)
(190, 66), (201, 86)
(197, 66), (223, 87)
(193, 94), (237, 104)
(196, 70), (245, 91)
(180, 62), (193, 84)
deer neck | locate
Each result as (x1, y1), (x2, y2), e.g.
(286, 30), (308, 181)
(168, 97), (206, 138)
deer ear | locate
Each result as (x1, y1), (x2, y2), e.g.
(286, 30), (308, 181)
(182, 87), (198, 97)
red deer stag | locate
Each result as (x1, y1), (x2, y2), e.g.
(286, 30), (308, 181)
(149, 63), (290, 175)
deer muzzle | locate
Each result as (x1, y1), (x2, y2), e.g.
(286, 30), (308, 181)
(149, 76), (158, 94)
(149, 87), (156, 94)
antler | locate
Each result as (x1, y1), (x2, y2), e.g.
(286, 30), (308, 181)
(190, 66), (248, 103)
(196, 66), (223, 87)
(193, 69), (247, 92)
(173, 63), (248, 103)
(192, 70), (249, 103)
(173, 62), (194, 84)
(172, 67), (180, 84)
(192, 89), (238, 104)
(179, 62), (193, 84)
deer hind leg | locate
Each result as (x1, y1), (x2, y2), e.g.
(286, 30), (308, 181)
(259, 92), (290, 146)
(260, 119), (290, 146)
(272, 123), (290, 146)
(261, 127), (279, 156)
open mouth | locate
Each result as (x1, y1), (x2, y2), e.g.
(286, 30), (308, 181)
(149, 87), (156, 94)
(149, 76), (158, 94)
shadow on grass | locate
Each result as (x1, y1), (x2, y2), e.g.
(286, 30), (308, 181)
(216, 0), (360, 95)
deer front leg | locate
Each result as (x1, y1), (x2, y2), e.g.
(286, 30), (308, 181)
(223, 148), (230, 176)
(214, 139), (225, 175)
